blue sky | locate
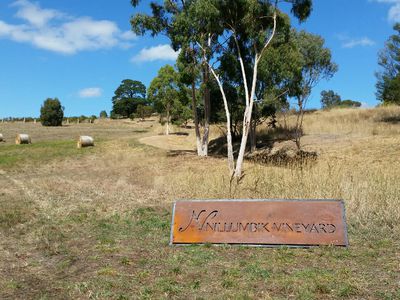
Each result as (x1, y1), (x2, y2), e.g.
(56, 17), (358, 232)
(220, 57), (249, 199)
(0, 0), (397, 118)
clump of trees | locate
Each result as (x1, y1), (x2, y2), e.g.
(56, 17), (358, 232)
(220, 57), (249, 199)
(131, 0), (340, 178)
(339, 100), (361, 108)
(376, 23), (400, 105)
(320, 90), (361, 109)
(40, 98), (64, 126)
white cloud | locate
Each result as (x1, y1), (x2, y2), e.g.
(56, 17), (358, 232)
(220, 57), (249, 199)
(120, 30), (136, 41)
(0, 0), (136, 54)
(372, 0), (400, 22)
(12, 0), (63, 27)
(342, 37), (376, 48)
(131, 44), (180, 62)
(388, 3), (400, 21)
(79, 87), (102, 98)
(336, 34), (375, 49)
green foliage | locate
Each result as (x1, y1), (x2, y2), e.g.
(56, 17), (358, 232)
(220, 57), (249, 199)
(40, 98), (64, 126)
(376, 23), (400, 104)
(111, 80), (147, 118)
(99, 111), (108, 118)
(131, 0), (314, 127)
(321, 91), (362, 109)
(291, 30), (338, 100)
(134, 104), (153, 120)
(148, 65), (190, 126)
(0, 140), (94, 169)
(321, 90), (341, 109)
(338, 100), (362, 108)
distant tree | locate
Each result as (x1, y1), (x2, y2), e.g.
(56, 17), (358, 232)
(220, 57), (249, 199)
(173, 102), (192, 127)
(250, 27), (300, 151)
(376, 23), (400, 105)
(290, 30), (338, 149)
(338, 100), (362, 108)
(148, 65), (189, 135)
(111, 79), (147, 118)
(40, 98), (64, 126)
(321, 90), (341, 109)
(99, 110), (108, 118)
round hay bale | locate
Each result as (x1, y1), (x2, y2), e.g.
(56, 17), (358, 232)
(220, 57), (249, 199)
(77, 136), (94, 148)
(0, 133), (3, 142)
(15, 134), (31, 144)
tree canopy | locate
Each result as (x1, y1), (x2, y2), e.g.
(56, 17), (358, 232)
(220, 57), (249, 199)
(376, 23), (400, 105)
(111, 79), (147, 118)
(320, 90), (361, 109)
(321, 90), (341, 109)
(130, 0), (315, 177)
(148, 65), (191, 134)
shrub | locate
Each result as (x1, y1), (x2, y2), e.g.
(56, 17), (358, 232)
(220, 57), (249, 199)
(99, 110), (108, 118)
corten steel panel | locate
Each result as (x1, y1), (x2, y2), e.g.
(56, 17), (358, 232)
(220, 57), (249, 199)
(170, 199), (348, 247)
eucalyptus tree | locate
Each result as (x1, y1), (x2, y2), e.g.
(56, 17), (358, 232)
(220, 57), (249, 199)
(198, 0), (313, 178)
(321, 90), (341, 109)
(131, 0), (218, 156)
(376, 23), (400, 104)
(290, 30), (337, 149)
(148, 65), (188, 135)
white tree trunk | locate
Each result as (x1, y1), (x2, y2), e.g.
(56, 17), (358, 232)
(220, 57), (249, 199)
(192, 81), (204, 156)
(209, 68), (235, 175)
(234, 56), (259, 178)
(231, 12), (277, 178)
(166, 118), (170, 136)
(166, 103), (171, 136)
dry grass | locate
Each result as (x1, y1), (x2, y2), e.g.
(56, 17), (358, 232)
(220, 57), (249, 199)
(0, 108), (400, 299)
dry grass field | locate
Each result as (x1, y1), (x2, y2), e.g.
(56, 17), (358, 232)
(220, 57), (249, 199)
(0, 107), (400, 299)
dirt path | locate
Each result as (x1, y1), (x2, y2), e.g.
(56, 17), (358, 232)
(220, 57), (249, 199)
(139, 133), (195, 151)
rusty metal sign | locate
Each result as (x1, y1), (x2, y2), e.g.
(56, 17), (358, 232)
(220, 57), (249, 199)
(170, 199), (348, 247)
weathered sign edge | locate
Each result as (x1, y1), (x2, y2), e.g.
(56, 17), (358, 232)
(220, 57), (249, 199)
(169, 198), (349, 248)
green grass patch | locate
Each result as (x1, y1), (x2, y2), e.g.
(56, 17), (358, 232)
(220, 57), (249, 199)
(0, 139), (97, 169)
(0, 195), (34, 230)
(2, 203), (399, 299)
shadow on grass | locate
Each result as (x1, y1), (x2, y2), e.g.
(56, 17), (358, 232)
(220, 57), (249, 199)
(170, 132), (189, 136)
(207, 126), (317, 167)
(378, 115), (400, 124)
(167, 150), (197, 157)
